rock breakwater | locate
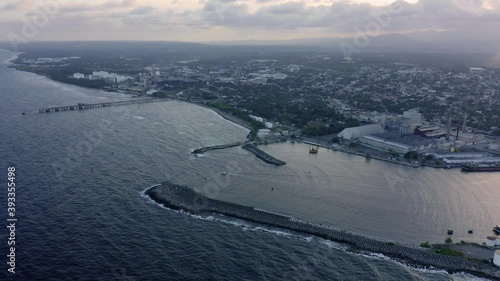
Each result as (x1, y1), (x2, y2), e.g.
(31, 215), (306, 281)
(146, 182), (500, 280)
(242, 143), (286, 166)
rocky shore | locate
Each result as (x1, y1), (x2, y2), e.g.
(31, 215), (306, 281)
(146, 182), (500, 280)
(242, 143), (286, 166)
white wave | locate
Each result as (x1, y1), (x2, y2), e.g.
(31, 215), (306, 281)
(355, 251), (494, 280)
(142, 191), (313, 242)
(244, 226), (313, 242)
(133, 116), (146, 120)
(318, 239), (348, 251)
(450, 272), (493, 281)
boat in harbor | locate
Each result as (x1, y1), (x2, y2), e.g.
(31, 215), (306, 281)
(494, 225), (500, 234)
(309, 146), (319, 154)
(461, 163), (500, 172)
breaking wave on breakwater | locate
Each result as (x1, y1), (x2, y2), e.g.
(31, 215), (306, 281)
(140, 185), (491, 281)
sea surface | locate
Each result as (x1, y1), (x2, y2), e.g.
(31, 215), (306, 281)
(0, 49), (498, 281)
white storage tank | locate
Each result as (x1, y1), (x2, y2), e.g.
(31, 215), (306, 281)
(494, 250), (500, 267)
(486, 236), (496, 247)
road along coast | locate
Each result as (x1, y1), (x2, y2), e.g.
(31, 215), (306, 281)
(146, 182), (500, 280)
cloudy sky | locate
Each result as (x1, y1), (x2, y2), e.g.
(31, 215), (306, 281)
(0, 0), (498, 42)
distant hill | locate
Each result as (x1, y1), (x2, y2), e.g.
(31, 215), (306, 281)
(207, 31), (500, 55)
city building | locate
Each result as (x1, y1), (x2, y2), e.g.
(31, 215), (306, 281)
(257, 129), (271, 140)
(73, 73), (85, 79)
(249, 115), (264, 123)
(337, 124), (384, 141)
(486, 237), (495, 247)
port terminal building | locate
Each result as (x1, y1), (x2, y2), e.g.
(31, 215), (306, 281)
(358, 132), (435, 155)
(427, 151), (500, 165)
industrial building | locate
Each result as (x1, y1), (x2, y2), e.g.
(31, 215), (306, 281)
(415, 125), (447, 138)
(337, 124), (384, 140)
(359, 135), (413, 155)
(400, 109), (422, 134)
(358, 132), (436, 155)
(429, 151), (500, 165)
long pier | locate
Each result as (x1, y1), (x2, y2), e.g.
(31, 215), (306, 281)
(38, 98), (169, 114)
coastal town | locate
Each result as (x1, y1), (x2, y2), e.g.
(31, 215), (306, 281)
(3, 0), (500, 279)
(12, 51), (500, 171)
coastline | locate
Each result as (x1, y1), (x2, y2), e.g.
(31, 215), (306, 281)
(0, 48), (21, 65)
(4, 57), (253, 132)
(190, 101), (253, 131)
(146, 182), (500, 280)
(3, 58), (491, 171)
(4, 57), (253, 139)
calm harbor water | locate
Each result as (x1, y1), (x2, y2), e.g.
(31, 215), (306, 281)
(0, 49), (497, 281)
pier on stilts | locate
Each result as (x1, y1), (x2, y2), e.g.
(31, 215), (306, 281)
(38, 98), (169, 114)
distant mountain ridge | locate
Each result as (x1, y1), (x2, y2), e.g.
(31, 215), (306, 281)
(206, 31), (500, 55)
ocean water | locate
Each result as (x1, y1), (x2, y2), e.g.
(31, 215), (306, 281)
(0, 49), (497, 281)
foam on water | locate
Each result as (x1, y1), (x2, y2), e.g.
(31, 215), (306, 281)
(450, 272), (494, 281)
(141, 188), (314, 243)
(318, 239), (347, 251)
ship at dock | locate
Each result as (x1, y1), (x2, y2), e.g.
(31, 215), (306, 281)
(461, 163), (500, 172)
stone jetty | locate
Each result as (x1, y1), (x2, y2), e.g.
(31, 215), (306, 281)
(192, 142), (244, 154)
(146, 182), (500, 280)
(242, 143), (286, 166)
